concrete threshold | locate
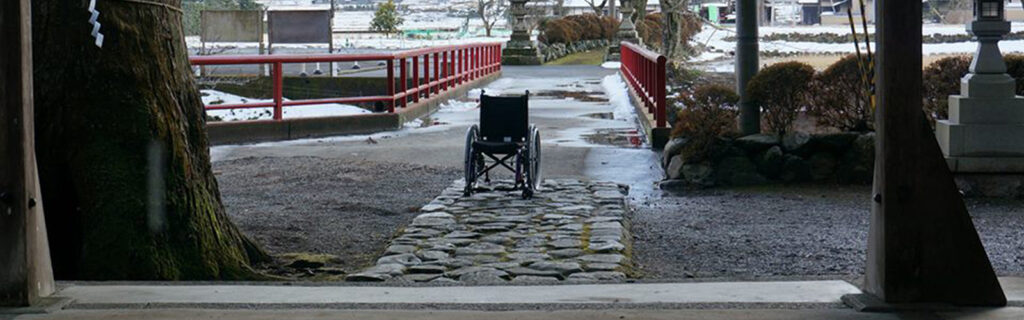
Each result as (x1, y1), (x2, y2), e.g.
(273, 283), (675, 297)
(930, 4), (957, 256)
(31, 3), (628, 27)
(56, 280), (862, 309)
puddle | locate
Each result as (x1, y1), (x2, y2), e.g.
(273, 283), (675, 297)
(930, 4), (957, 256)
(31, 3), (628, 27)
(583, 112), (614, 120)
(532, 91), (609, 102)
(582, 128), (645, 148)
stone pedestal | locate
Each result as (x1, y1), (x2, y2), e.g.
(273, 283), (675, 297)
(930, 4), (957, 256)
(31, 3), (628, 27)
(936, 20), (1024, 172)
(605, 0), (642, 61)
(502, 0), (543, 65)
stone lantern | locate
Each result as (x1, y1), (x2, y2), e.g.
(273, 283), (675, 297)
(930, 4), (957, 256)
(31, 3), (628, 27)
(501, 0), (543, 65)
(605, 0), (643, 61)
(936, 0), (1024, 175)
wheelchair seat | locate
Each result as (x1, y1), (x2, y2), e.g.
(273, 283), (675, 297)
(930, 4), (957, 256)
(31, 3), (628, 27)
(471, 140), (520, 154)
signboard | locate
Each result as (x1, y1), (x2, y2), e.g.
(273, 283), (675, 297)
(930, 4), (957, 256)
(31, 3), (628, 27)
(267, 10), (332, 45)
(201, 10), (263, 43)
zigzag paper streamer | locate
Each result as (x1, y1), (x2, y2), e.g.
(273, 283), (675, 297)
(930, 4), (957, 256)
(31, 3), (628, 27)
(88, 0), (104, 47)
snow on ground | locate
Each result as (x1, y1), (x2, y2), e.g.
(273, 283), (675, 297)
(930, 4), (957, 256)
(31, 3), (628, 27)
(601, 61), (621, 69)
(202, 89), (370, 121)
(691, 23), (1024, 65)
(601, 74), (637, 123)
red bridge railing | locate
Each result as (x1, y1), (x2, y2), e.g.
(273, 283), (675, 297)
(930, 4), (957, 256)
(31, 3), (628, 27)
(620, 42), (667, 128)
(189, 42), (503, 120)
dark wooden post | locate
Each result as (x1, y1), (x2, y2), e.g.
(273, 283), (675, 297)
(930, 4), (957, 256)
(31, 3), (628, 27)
(1, 0), (56, 307)
(736, 0), (759, 135)
(844, 0), (1006, 309)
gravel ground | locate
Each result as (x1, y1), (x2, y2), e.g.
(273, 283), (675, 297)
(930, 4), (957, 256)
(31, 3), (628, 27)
(632, 184), (1024, 281)
(213, 156), (460, 273)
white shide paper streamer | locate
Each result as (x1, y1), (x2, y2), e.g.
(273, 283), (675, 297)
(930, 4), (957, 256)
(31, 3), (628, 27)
(88, 0), (104, 47)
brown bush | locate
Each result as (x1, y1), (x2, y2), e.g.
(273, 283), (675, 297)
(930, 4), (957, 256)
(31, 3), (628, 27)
(564, 14), (604, 40)
(636, 13), (664, 50)
(922, 55), (970, 122)
(808, 54), (873, 132)
(542, 18), (582, 44)
(599, 15), (620, 39)
(746, 61), (815, 135)
(672, 84), (739, 161)
(1004, 54), (1024, 95)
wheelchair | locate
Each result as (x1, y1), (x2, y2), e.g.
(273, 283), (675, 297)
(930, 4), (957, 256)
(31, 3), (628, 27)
(464, 90), (541, 199)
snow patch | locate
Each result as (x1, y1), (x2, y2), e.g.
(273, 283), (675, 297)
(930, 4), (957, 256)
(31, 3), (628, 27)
(601, 74), (637, 124)
(601, 61), (621, 69)
(202, 89), (370, 121)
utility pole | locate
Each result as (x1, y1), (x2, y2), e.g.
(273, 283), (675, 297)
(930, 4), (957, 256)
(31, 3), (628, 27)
(736, 0), (759, 135)
(1, 0), (56, 307)
(843, 0), (1006, 309)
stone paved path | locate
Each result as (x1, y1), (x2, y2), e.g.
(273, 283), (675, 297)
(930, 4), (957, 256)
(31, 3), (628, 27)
(346, 179), (633, 283)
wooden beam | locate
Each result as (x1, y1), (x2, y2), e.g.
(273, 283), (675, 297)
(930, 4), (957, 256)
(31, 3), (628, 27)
(0, 0), (56, 307)
(860, 0), (1005, 306)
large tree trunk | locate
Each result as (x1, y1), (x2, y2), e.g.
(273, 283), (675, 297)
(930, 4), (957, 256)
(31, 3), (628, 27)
(31, 0), (268, 280)
(660, 0), (689, 60)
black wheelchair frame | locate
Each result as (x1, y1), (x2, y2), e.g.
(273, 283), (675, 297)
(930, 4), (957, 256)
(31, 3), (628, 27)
(463, 90), (541, 199)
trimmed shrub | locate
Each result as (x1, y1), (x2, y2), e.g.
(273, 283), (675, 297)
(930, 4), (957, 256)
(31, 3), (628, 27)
(565, 14), (605, 41)
(809, 54), (874, 132)
(542, 19), (582, 44)
(599, 16), (620, 39)
(922, 55), (970, 122)
(746, 62), (815, 135)
(672, 84), (740, 162)
(1004, 54), (1024, 95)
(636, 13), (664, 50)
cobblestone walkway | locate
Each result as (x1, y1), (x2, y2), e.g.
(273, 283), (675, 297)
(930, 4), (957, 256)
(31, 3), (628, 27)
(346, 179), (633, 283)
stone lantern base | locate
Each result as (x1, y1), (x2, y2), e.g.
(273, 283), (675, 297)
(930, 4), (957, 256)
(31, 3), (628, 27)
(936, 73), (1024, 172)
(502, 32), (543, 65)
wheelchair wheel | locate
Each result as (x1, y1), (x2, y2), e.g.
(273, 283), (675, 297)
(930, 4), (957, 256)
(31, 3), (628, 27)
(464, 125), (480, 196)
(523, 126), (541, 199)
(531, 127), (541, 190)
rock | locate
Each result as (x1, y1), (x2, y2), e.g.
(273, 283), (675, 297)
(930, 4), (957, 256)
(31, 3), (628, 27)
(505, 267), (564, 278)
(507, 252), (551, 263)
(445, 230), (481, 239)
(407, 265), (447, 274)
(510, 275), (561, 284)
(734, 134), (780, 154)
(837, 133), (874, 184)
(809, 132), (858, 154)
(567, 271), (626, 281)
(454, 242), (506, 256)
(666, 154), (685, 180)
(377, 254), (422, 266)
(528, 261), (583, 275)
(681, 163), (714, 186)
(286, 259), (325, 269)
(401, 274), (441, 282)
(576, 254), (626, 264)
(782, 132), (811, 153)
(345, 273), (391, 282)
(445, 266), (500, 278)
(583, 263), (620, 271)
(430, 277), (459, 284)
(588, 240), (625, 253)
(416, 250), (450, 261)
(714, 156), (767, 186)
(460, 269), (511, 283)
(548, 248), (584, 259)
(757, 146), (785, 179)
(384, 244), (417, 255)
(780, 154), (811, 183)
(420, 204), (447, 212)
(661, 137), (687, 169)
(549, 238), (582, 249)
(807, 152), (839, 181)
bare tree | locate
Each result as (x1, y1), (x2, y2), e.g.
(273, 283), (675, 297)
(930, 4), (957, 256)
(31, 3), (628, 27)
(660, 0), (692, 59)
(478, 0), (507, 37)
(584, 0), (608, 15)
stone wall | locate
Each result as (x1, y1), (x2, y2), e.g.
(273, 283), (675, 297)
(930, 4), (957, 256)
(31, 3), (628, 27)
(660, 132), (876, 188)
(538, 39), (611, 62)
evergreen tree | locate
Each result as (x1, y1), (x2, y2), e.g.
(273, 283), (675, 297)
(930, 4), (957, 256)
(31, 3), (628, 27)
(370, 0), (404, 36)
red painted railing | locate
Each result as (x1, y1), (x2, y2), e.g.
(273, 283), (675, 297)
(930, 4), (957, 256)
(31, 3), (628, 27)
(620, 42), (667, 128)
(189, 42), (503, 120)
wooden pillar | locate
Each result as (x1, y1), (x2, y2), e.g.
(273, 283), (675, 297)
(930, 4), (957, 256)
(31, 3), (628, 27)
(0, 0), (56, 307)
(845, 0), (1006, 309)
(736, 0), (759, 135)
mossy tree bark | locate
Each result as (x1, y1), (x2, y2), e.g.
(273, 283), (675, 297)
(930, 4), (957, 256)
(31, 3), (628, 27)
(31, 0), (268, 280)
